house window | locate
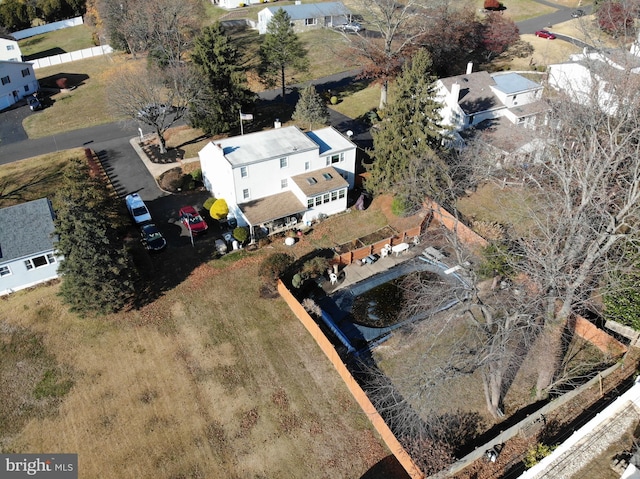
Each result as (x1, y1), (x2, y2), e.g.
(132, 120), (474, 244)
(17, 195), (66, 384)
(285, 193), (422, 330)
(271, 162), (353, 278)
(24, 254), (55, 270)
(323, 193), (330, 204)
(307, 198), (314, 208)
(304, 18), (317, 25)
(281, 178), (288, 189)
(21, 68), (30, 77)
(243, 188), (250, 199)
(240, 166), (248, 178)
(0, 265), (11, 277)
(280, 157), (288, 168)
(24, 85), (29, 92)
(331, 191), (337, 201)
(338, 189), (345, 199)
(6, 45), (14, 50)
(1, 76), (10, 85)
(304, 161), (310, 171)
(315, 196), (322, 206)
(325, 153), (342, 166)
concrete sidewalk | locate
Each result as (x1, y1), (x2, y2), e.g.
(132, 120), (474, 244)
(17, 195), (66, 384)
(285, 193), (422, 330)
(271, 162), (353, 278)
(129, 137), (200, 186)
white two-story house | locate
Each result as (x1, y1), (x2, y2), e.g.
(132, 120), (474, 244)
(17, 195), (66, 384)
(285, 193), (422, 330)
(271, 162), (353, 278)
(0, 60), (38, 110)
(436, 64), (546, 145)
(0, 34), (21, 62)
(199, 125), (357, 239)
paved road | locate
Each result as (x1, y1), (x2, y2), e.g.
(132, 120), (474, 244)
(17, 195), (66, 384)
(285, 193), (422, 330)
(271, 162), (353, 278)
(518, 1), (592, 35)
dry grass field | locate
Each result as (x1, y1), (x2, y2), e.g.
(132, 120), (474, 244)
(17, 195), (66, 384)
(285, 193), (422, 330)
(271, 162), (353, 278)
(0, 152), (421, 478)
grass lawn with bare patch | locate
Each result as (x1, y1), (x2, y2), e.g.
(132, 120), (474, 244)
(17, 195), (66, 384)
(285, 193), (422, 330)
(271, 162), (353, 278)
(25, 54), (133, 138)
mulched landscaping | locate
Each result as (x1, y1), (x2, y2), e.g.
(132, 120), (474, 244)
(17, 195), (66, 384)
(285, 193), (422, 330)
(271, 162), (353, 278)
(141, 141), (185, 164)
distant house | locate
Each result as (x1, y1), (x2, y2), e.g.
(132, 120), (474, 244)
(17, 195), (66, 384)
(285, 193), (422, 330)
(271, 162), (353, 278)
(436, 64), (546, 134)
(257, 2), (351, 34)
(548, 43), (640, 115)
(198, 125), (357, 239)
(0, 60), (38, 110)
(0, 34), (21, 62)
(0, 198), (61, 296)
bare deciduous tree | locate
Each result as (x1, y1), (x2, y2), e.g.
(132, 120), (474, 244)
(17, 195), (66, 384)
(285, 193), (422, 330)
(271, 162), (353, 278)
(108, 63), (200, 153)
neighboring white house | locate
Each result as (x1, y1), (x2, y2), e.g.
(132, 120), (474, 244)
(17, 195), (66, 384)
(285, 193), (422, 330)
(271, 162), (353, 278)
(436, 64), (546, 136)
(0, 60), (38, 110)
(257, 2), (351, 34)
(199, 125), (357, 239)
(0, 34), (21, 62)
(548, 45), (640, 116)
(0, 198), (61, 296)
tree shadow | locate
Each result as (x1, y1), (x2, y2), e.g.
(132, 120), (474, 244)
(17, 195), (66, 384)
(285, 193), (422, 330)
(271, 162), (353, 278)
(38, 72), (89, 90)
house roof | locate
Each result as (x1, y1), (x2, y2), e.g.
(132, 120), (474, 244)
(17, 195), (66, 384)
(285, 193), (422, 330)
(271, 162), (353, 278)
(305, 127), (356, 155)
(291, 166), (348, 196)
(264, 2), (351, 20)
(440, 71), (499, 115)
(0, 198), (56, 264)
(440, 71), (542, 115)
(459, 117), (541, 154)
(239, 191), (306, 225)
(215, 126), (319, 167)
(492, 73), (541, 94)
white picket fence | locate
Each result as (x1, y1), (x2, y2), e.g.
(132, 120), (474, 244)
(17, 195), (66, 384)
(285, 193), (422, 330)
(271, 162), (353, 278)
(29, 45), (113, 69)
(11, 16), (84, 40)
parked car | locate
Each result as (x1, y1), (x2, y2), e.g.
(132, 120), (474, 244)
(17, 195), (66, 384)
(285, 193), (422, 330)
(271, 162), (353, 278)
(140, 223), (167, 252)
(179, 206), (208, 235)
(125, 193), (152, 224)
(27, 96), (42, 111)
(571, 9), (585, 18)
(337, 22), (364, 33)
(535, 30), (556, 39)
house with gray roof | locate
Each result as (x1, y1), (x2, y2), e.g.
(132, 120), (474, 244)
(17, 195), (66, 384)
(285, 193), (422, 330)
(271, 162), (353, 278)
(198, 125), (356, 240)
(436, 63), (546, 137)
(257, 2), (351, 34)
(0, 198), (61, 296)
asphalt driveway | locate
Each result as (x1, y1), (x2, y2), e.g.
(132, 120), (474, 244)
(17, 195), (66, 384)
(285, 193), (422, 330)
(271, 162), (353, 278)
(0, 99), (32, 146)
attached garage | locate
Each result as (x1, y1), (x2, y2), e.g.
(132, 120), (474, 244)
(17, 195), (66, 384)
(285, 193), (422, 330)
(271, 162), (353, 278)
(0, 92), (12, 110)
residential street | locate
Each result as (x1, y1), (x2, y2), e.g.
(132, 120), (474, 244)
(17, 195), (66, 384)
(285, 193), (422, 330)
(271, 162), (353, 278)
(0, 0), (594, 205)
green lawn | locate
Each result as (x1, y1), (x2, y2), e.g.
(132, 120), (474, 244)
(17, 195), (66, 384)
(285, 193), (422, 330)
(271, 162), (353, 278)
(19, 24), (96, 59)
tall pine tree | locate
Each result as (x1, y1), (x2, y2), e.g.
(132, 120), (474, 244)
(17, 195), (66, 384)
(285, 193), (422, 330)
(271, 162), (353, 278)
(367, 49), (449, 212)
(189, 23), (254, 135)
(54, 157), (136, 316)
(259, 9), (309, 100)
(292, 84), (329, 130)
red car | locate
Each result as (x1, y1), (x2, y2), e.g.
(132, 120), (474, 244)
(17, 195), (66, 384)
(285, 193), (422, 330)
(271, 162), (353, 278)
(179, 206), (208, 235)
(535, 30), (556, 39)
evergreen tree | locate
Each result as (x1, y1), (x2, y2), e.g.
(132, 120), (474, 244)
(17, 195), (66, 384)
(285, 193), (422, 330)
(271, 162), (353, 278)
(367, 49), (449, 212)
(54, 157), (135, 316)
(292, 84), (329, 130)
(189, 23), (254, 135)
(259, 9), (309, 100)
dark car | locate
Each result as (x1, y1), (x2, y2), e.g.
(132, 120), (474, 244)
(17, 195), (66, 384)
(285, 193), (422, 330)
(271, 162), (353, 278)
(571, 9), (585, 18)
(140, 223), (167, 252)
(27, 96), (42, 111)
(179, 205), (208, 235)
(535, 30), (556, 40)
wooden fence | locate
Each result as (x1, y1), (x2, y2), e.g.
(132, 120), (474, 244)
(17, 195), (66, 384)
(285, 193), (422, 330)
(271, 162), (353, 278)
(424, 198), (488, 249)
(278, 282), (425, 479)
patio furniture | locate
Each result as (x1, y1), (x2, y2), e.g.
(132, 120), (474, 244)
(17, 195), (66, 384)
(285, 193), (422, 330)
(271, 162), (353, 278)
(391, 242), (410, 256)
